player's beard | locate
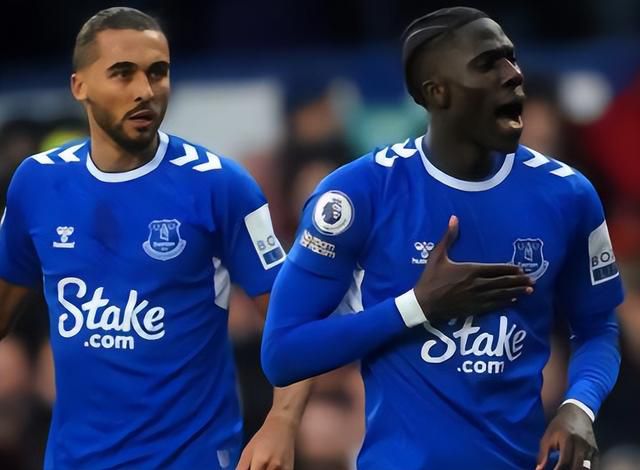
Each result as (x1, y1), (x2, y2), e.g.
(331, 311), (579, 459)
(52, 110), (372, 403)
(89, 98), (165, 154)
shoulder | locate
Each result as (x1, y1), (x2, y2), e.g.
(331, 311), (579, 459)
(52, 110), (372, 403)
(513, 145), (597, 202)
(313, 136), (422, 198)
(303, 137), (422, 236)
(9, 139), (88, 191)
(164, 133), (257, 187)
(20, 139), (88, 170)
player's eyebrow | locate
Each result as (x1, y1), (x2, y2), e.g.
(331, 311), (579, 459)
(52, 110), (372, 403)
(469, 45), (515, 66)
(106, 61), (137, 73)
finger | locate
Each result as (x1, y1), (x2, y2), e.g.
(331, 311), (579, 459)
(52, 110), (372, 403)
(554, 437), (574, 470)
(476, 286), (534, 304)
(433, 215), (459, 257)
(578, 445), (598, 470)
(472, 275), (535, 290)
(536, 438), (552, 470)
(459, 262), (524, 277)
(235, 452), (251, 470)
(571, 441), (589, 470)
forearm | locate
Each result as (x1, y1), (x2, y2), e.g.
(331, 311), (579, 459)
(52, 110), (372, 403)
(270, 380), (313, 426)
(262, 297), (410, 386)
(0, 280), (30, 340)
(262, 259), (428, 386)
(564, 309), (620, 419)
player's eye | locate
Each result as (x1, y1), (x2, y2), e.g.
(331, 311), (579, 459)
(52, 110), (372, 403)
(477, 60), (494, 72)
(148, 63), (169, 80)
(110, 69), (132, 79)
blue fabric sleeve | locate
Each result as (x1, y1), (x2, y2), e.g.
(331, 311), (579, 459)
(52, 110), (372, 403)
(0, 161), (41, 287)
(261, 261), (409, 387)
(555, 174), (623, 416)
(555, 174), (624, 315)
(564, 308), (620, 417)
(218, 158), (285, 297)
(286, 158), (375, 281)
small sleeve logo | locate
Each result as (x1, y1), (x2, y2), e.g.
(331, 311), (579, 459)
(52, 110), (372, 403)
(312, 191), (354, 236)
(588, 221), (619, 285)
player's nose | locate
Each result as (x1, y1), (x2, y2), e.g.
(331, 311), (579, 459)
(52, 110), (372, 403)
(500, 58), (523, 89)
(133, 72), (154, 102)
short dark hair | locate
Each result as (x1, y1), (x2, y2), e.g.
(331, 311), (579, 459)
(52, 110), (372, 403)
(72, 7), (162, 71)
(402, 7), (489, 105)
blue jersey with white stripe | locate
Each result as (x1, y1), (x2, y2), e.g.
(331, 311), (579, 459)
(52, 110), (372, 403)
(0, 132), (285, 469)
(286, 136), (624, 469)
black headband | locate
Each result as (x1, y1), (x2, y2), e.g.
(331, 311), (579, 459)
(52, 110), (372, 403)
(402, 7), (489, 103)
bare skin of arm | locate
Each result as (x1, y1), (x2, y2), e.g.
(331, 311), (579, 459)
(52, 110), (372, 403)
(0, 279), (31, 340)
(236, 293), (312, 470)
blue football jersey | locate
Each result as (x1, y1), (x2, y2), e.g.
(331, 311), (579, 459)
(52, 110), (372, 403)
(0, 131), (285, 469)
(286, 136), (624, 469)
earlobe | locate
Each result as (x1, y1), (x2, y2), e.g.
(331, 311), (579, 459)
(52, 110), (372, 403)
(70, 73), (86, 101)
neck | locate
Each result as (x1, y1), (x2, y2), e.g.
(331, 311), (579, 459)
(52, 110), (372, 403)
(88, 120), (158, 173)
(425, 120), (497, 181)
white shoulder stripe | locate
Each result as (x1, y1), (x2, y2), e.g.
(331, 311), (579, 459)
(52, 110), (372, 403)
(193, 152), (222, 172)
(391, 139), (417, 158)
(31, 148), (59, 164)
(30, 144), (86, 165)
(169, 144), (199, 166)
(58, 143), (84, 162)
(550, 161), (575, 177)
(375, 139), (418, 167)
(170, 144), (222, 172)
(522, 146), (575, 177)
(522, 147), (550, 167)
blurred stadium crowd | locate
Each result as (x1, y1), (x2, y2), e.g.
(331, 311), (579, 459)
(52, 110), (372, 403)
(0, 1), (639, 469)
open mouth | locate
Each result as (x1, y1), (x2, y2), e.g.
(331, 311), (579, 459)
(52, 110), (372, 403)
(495, 101), (524, 131)
(128, 109), (156, 127)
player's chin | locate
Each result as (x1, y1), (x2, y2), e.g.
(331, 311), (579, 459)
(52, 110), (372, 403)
(490, 125), (522, 153)
(126, 120), (160, 141)
(120, 127), (159, 151)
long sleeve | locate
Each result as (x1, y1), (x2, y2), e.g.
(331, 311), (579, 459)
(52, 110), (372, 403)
(555, 171), (624, 418)
(261, 261), (411, 387)
(563, 308), (620, 418)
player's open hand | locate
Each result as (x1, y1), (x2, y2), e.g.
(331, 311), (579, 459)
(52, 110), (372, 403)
(236, 409), (296, 470)
(413, 215), (534, 322)
(536, 403), (598, 470)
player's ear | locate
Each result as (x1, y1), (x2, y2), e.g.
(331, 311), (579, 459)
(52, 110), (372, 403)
(70, 72), (87, 101)
(422, 79), (449, 110)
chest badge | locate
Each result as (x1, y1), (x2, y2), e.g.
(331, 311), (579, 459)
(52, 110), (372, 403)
(511, 238), (548, 280)
(143, 219), (187, 261)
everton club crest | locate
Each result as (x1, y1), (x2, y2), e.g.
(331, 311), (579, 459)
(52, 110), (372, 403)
(511, 238), (549, 280)
(143, 219), (187, 261)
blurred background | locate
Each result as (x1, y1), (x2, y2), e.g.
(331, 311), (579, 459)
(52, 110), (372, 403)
(0, 1), (639, 469)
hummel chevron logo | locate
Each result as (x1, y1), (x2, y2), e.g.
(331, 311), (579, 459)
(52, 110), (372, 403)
(169, 144), (222, 172)
(31, 143), (85, 165)
(521, 146), (574, 177)
(374, 139), (418, 168)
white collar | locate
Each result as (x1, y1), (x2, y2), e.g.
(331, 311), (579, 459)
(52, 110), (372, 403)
(416, 134), (514, 192)
(86, 131), (169, 183)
